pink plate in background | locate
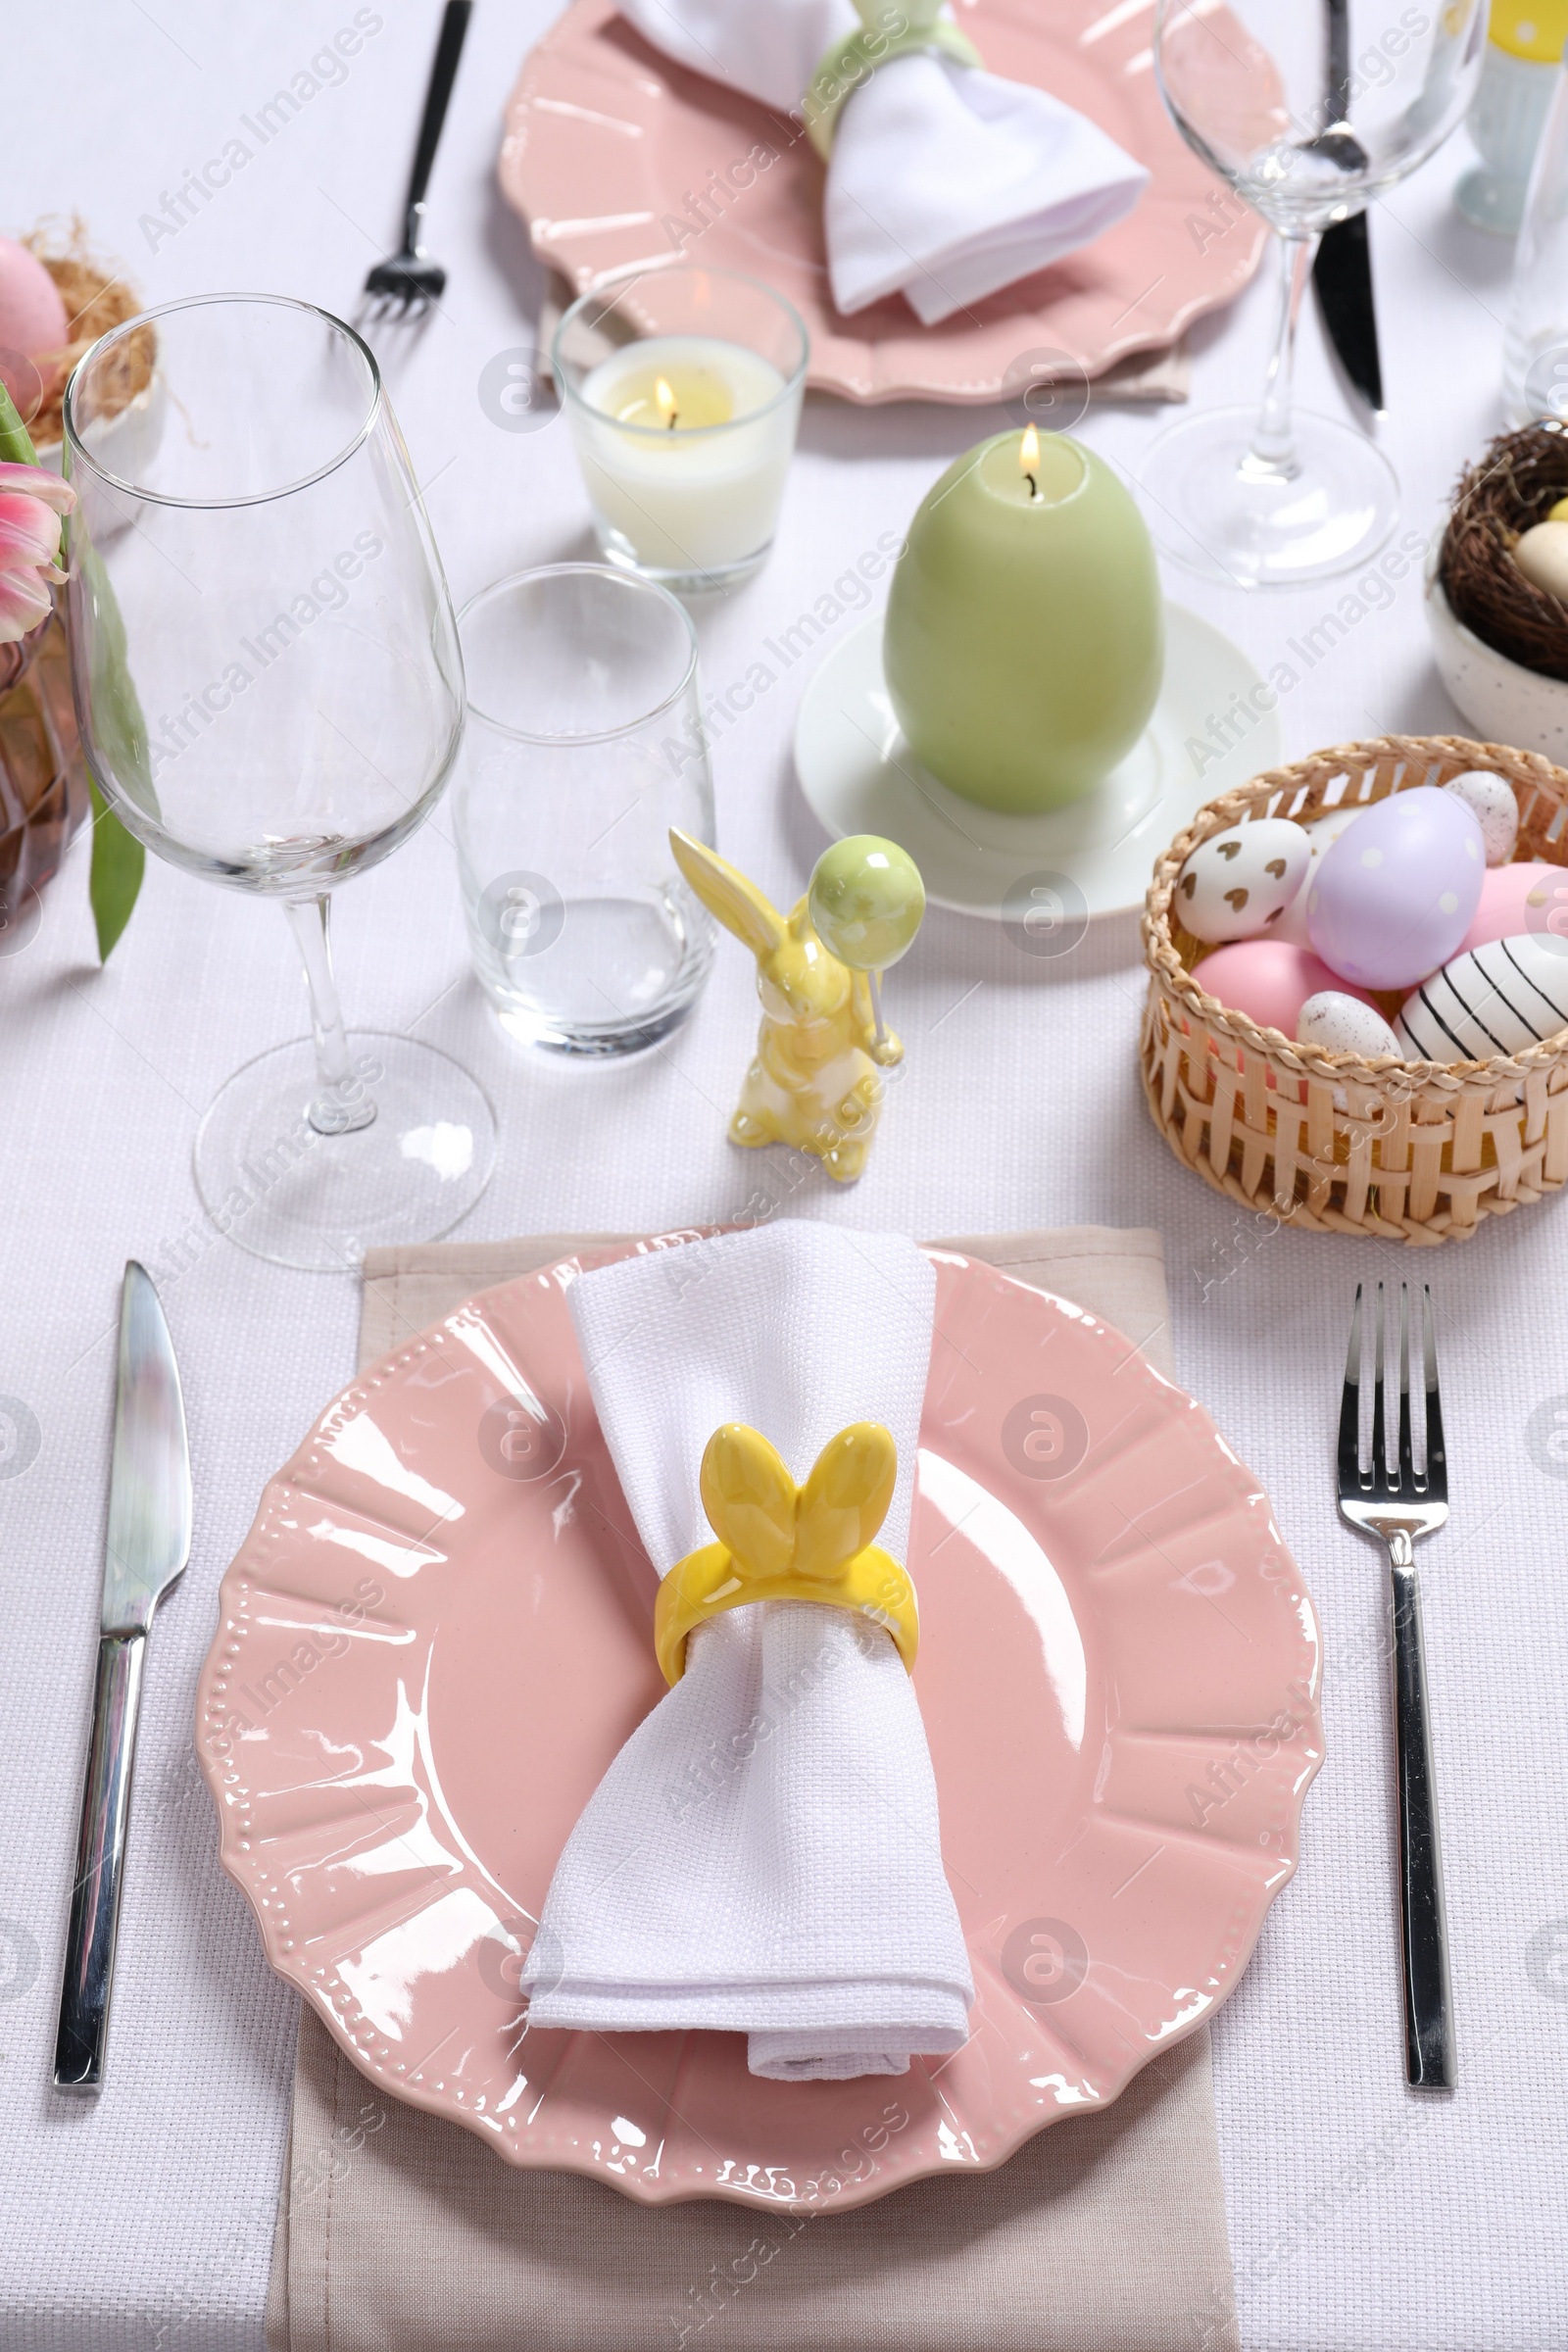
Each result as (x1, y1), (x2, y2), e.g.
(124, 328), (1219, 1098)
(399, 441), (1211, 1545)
(195, 1240), (1321, 2210)
(499, 0), (1268, 403)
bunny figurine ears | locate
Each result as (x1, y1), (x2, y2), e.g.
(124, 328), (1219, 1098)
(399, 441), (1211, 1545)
(654, 1420), (919, 1684)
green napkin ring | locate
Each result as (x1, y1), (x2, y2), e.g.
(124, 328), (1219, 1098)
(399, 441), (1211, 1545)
(803, 0), (982, 161)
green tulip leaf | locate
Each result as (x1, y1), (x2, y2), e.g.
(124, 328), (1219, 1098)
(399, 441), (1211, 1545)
(72, 527), (159, 962)
(87, 779), (146, 962)
(0, 382), (37, 466)
(0, 383), (153, 960)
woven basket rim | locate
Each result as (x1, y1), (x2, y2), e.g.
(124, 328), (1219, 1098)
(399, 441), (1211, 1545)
(1142, 732), (1568, 1088)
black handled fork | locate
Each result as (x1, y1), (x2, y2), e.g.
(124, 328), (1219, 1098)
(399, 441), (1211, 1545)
(363, 0), (473, 319)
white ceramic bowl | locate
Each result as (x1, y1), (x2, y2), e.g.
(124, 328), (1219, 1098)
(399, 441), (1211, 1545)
(1425, 544), (1568, 759)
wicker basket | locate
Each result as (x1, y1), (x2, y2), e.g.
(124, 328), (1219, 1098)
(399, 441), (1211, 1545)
(1141, 734), (1568, 1244)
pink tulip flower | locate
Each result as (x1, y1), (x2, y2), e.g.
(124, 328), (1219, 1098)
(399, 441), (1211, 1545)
(0, 460), (75, 644)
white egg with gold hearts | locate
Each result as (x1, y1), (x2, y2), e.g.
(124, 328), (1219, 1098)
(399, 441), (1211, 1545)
(1174, 817), (1310, 945)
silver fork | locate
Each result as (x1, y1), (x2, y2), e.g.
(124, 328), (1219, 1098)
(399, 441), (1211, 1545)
(1338, 1281), (1454, 2088)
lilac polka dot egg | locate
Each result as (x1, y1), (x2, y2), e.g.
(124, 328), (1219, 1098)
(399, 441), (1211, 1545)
(1304, 785), (1485, 992)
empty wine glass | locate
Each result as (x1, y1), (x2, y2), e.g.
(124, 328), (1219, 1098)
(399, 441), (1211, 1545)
(1144, 0), (1485, 587)
(65, 293), (495, 1270)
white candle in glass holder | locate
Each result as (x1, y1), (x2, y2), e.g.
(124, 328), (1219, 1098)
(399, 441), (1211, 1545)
(569, 335), (799, 581)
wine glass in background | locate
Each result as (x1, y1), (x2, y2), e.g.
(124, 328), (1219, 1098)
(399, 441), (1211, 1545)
(65, 294), (495, 1271)
(1144, 0), (1486, 587)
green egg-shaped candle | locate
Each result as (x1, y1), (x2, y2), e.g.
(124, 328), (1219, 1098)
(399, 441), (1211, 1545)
(883, 428), (1163, 813)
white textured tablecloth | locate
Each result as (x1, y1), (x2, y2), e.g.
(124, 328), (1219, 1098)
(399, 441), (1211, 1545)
(1, 9), (1564, 2350)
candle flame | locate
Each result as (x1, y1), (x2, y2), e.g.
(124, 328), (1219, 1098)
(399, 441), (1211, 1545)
(1019, 423), (1040, 470)
(657, 375), (678, 429)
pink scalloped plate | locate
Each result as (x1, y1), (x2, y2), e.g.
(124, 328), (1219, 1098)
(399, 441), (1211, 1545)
(499, 0), (1268, 403)
(196, 1240), (1321, 2210)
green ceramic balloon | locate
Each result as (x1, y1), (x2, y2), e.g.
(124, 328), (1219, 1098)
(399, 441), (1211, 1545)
(883, 429), (1163, 813)
(808, 836), (925, 969)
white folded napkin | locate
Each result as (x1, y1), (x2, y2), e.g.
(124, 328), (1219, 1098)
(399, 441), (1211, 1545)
(519, 1220), (974, 2080)
(620, 0), (1149, 323)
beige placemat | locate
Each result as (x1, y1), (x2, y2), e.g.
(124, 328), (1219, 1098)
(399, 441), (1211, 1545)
(265, 1228), (1238, 2352)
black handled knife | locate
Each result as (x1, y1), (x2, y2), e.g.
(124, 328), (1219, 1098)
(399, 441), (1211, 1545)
(1314, 214), (1385, 415)
(1311, 0), (1385, 416)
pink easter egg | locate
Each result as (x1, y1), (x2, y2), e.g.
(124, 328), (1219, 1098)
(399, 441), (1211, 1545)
(0, 238), (67, 405)
(1305, 785), (1484, 989)
(1193, 941), (1377, 1038)
(1458, 860), (1568, 955)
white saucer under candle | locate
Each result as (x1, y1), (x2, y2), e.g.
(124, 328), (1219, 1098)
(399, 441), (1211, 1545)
(554, 266), (808, 594)
(794, 605), (1283, 923)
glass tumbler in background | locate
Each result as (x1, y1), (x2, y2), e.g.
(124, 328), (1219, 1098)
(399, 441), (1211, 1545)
(1504, 49), (1568, 421)
(1456, 5), (1568, 234)
(553, 266), (808, 594)
(454, 564), (715, 1055)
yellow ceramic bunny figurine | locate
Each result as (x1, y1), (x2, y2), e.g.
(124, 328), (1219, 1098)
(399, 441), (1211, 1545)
(670, 828), (907, 1183)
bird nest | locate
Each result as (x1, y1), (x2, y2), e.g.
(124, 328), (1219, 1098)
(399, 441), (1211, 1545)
(1439, 420), (1568, 683)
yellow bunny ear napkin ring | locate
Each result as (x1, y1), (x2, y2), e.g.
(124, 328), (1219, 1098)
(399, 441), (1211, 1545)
(655, 1421), (919, 1686)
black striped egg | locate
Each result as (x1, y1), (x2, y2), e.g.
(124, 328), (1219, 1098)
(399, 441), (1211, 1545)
(1396, 933), (1568, 1060)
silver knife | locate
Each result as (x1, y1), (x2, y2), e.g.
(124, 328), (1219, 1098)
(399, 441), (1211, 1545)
(54, 1261), (192, 2090)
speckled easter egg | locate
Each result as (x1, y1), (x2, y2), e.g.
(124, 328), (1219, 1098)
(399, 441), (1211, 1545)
(1306, 786), (1485, 990)
(1272, 803), (1370, 945)
(1174, 817), (1309, 945)
(1297, 991), (1404, 1058)
(1194, 941), (1376, 1037)
(1444, 769), (1518, 866)
(1396, 932), (1568, 1059)
(1456, 860), (1568, 954)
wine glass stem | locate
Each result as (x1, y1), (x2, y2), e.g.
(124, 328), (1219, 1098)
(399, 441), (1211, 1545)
(284, 894), (377, 1136)
(1249, 228), (1320, 479)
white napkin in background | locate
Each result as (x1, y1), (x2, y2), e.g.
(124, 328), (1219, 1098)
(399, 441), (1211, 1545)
(519, 1221), (974, 2081)
(619, 0), (1149, 323)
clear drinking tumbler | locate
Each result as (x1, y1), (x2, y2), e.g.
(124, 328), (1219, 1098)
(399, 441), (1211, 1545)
(454, 564), (716, 1054)
(1504, 48), (1568, 421)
